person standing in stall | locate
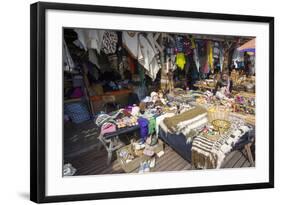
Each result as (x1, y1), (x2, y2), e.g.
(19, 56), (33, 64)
(213, 71), (233, 97)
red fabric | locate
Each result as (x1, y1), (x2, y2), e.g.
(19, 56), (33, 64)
(127, 56), (136, 74)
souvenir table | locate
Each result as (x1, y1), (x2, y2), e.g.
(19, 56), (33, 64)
(157, 106), (255, 168)
(97, 90), (255, 168)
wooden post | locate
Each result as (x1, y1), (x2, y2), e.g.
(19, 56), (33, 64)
(82, 63), (95, 116)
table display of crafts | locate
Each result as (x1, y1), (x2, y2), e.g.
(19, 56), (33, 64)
(115, 115), (138, 128)
(191, 106), (253, 169)
(95, 87), (255, 172)
(233, 92), (255, 115)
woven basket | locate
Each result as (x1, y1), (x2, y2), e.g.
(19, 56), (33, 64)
(212, 119), (231, 133)
(207, 106), (230, 122)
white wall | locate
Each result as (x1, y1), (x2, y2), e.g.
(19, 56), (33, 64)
(0, 0), (279, 204)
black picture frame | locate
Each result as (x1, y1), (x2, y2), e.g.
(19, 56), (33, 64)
(30, 1), (274, 203)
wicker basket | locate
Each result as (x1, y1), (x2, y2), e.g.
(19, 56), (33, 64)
(212, 119), (231, 133)
(207, 106), (230, 122)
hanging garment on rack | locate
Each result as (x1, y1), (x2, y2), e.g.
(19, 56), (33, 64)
(201, 61), (209, 74)
(207, 41), (214, 72)
(176, 52), (186, 70)
(175, 35), (184, 53)
(74, 29), (88, 50)
(122, 32), (139, 59)
(74, 29), (105, 53)
(219, 44), (224, 72)
(183, 36), (193, 56)
(88, 30), (105, 53)
(202, 41), (210, 74)
(127, 55), (136, 74)
(63, 39), (75, 70)
(193, 47), (200, 72)
(197, 40), (208, 74)
(138, 34), (161, 81)
(102, 31), (118, 54)
(213, 42), (220, 59)
(190, 36), (196, 49)
(232, 47), (244, 68)
(146, 33), (162, 69)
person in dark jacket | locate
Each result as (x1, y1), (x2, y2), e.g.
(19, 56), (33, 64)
(214, 71), (233, 97)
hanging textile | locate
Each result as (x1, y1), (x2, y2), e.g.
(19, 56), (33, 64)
(175, 35), (184, 53)
(138, 34), (161, 81)
(219, 44), (224, 72)
(222, 43), (230, 71)
(176, 53), (186, 70)
(74, 29), (105, 53)
(88, 30), (105, 53)
(193, 47), (200, 72)
(207, 41), (214, 72)
(197, 40), (208, 74)
(232, 40), (244, 68)
(146, 33), (162, 70)
(127, 55), (136, 74)
(201, 40), (209, 74)
(190, 35), (196, 49)
(213, 42), (220, 59)
(74, 29), (88, 51)
(122, 32), (139, 59)
(183, 36), (193, 56)
(102, 31), (118, 54)
(63, 39), (75, 70)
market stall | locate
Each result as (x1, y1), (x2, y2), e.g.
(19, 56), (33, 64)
(63, 28), (256, 174)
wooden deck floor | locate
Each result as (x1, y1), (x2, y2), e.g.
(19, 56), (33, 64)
(64, 141), (254, 176)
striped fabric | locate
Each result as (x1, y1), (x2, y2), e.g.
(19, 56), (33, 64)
(191, 118), (252, 169)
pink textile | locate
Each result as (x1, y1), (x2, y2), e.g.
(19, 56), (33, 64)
(71, 87), (83, 98)
(101, 122), (117, 135)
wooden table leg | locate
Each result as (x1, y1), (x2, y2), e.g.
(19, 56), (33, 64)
(245, 143), (254, 166)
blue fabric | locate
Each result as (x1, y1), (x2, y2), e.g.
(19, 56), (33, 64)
(159, 126), (192, 162)
(159, 126), (254, 163)
(64, 102), (91, 124)
(137, 117), (149, 143)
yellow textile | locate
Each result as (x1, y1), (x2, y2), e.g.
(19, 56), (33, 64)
(176, 53), (186, 70)
(190, 37), (196, 49)
(208, 41), (213, 71)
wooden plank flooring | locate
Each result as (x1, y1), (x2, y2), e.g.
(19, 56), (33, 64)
(65, 142), (254, 176)
(64, 121), (255, 175)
